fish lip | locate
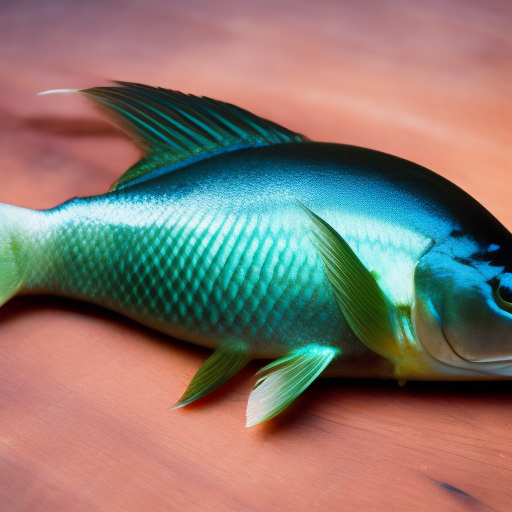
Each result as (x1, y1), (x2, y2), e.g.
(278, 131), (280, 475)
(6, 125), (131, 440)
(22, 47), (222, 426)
(441, 324), (512, 365)
(440, 325), (474, 363)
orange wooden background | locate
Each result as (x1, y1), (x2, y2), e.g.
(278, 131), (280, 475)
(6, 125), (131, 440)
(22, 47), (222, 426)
(1, 0), (511, 510)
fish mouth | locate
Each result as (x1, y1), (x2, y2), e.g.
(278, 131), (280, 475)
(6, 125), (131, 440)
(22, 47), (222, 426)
(413, 288), (512, 376)
(441, 325), (512, 370)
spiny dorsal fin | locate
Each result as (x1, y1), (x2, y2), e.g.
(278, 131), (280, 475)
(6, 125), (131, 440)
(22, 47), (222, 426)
(80, 82), (309, 190)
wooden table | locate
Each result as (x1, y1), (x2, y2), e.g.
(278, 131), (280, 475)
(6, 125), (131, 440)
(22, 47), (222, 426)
(1, 0), (511, 510)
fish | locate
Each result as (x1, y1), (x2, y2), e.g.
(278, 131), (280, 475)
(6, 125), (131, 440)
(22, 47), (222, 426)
(2, 82), (511, 427)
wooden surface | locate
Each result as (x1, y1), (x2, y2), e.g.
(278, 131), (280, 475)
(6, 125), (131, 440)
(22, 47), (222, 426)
(1, 0), (511, 510)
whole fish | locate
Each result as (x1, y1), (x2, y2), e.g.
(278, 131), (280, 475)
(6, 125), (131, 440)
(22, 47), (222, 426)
(2, 82), (511, 427)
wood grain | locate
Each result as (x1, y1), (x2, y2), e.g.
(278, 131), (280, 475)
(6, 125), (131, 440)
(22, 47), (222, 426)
(0, 0), (511, 510)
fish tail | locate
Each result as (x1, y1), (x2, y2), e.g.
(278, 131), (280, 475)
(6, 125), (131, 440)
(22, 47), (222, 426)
(0, 203), (30, 306)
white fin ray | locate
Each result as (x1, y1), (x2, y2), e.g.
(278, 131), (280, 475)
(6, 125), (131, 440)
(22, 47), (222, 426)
(37, 89), (80, 96)
(246, 345), (339, 427)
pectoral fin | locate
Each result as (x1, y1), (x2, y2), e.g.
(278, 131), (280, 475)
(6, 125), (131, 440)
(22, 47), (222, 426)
(173, 342), (250, 408)
(246, 345), (339, 427)
(299, 203), (401, 360)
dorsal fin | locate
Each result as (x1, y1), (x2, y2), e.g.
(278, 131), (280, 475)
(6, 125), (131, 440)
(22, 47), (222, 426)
(80, 82), (309, 190)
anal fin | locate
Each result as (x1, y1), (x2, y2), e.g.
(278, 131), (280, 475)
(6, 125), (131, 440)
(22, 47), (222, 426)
(173, 341), (250, 408)
(246, 345), (339, 427)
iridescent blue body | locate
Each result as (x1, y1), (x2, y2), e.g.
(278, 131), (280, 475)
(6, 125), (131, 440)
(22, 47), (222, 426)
(14, 143), (508, 374)
(2, 83), (511, 425)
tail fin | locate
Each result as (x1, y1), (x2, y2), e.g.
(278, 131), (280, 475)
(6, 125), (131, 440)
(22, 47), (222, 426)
(0, 204), (25, 307)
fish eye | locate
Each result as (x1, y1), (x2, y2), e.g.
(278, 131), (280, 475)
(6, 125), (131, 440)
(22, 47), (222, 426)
(496, 274), (512, 307)
(498, 284), (512, 304)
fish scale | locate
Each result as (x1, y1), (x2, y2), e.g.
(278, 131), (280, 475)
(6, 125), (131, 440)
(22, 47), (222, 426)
(18, 191), (343, 358)
(2, 81), (511, 427)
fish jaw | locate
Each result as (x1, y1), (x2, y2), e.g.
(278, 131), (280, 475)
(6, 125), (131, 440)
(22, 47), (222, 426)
(410, 291), (512, 379)
(410, 238), (512, 380)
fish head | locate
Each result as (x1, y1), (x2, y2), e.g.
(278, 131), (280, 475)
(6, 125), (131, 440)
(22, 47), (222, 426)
(412, 236), (512, 377)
